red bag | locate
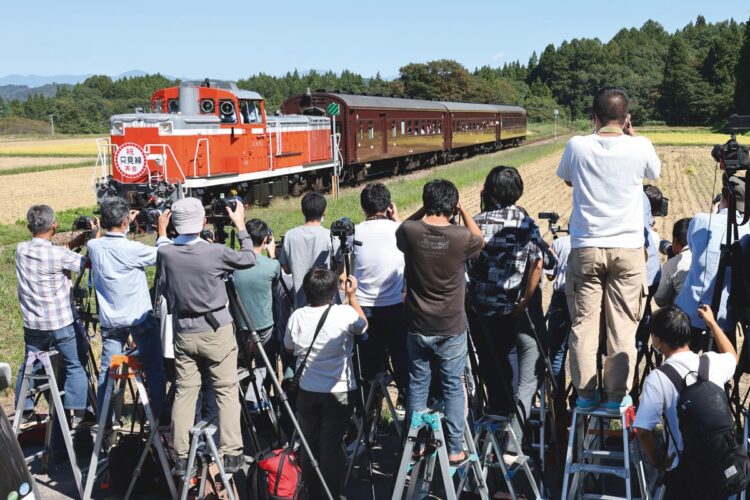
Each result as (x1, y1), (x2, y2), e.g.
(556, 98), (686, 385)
(258, 447), (303, 500)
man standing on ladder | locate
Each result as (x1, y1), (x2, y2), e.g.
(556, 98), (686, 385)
(14, 205), (92, 429)
(556, 87), (661, 413)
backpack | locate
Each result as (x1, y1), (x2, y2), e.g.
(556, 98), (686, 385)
(658, 355), (749, 498)
(106, 433), (169, 496)
(249, 447), (304, 500)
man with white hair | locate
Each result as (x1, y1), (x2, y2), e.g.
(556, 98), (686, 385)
(157, 197), (255, 478)
(15, 204), (92, 428)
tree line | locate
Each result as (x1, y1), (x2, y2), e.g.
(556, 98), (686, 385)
(1, 16), (748, 134)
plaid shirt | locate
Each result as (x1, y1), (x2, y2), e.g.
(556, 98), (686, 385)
(468, 205), (545, 316)
(16, 238), (86, 330)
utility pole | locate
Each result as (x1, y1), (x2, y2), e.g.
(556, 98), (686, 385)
(554, 109), (559, 141)
(49, 114), (54, 136)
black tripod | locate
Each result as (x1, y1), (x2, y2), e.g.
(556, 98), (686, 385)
(225, 278), (336, 500)
(336, 233), (378, 500)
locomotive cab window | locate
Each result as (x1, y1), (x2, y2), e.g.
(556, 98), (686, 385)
(240, 100), (261, 123)
(219, 100), (237, 124)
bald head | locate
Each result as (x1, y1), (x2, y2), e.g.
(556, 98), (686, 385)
(593, 87), (629, 126)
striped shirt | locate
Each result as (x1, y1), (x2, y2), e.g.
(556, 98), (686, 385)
(16, 238), (86, 330)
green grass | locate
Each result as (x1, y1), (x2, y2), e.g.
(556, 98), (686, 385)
(0, 160), (93, 177)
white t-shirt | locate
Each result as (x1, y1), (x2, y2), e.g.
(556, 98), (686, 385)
(352, 219), (405, 307)
(633, 350), (736, 469)
(556, 134), (661, 249)
(284, 304), (367, 393)
(544, 235), (571, 293)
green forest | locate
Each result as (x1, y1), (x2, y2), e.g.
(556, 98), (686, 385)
(1, 16), (749, 134)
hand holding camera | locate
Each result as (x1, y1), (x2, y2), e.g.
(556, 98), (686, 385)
(697, 304), (718, 328)
(342, 275), (358, 296)
(226, 202), (246, 230)
(386, 202), (400, 222)
(156, 209), (172, 238)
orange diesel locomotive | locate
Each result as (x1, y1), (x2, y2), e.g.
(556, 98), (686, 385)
(94, 79), (335, 215)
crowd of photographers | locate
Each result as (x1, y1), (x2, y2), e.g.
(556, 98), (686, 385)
(12, 86), (750, 499)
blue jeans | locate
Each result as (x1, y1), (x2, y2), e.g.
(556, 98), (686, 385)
(547, 291), (570, 398)
(407, 331), (467, 455)
(96, 314), (165, 419)
(15, 323), (88, 411)
(361, 304), (409, 396)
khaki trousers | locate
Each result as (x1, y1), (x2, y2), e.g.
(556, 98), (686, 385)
(565, 247), (647, 400)
(172, 324), (242, 458)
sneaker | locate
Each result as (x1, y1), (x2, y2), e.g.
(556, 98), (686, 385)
(247, 399), (270, 415)
(223, 453), (245, 475)
(603, 395), (633, 415)
(502, 453), (524, 468)
(394, 403), (406, 420)
(171, 458), (197, 478)
(482, 407), (511, 421)
(575, 392), (601, 412)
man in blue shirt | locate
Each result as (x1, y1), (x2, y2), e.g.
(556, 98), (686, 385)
(675, 176), (749, 349)
(88, 197), (171, 421)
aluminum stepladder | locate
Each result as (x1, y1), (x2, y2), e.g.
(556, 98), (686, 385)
(392, 409), (489, 500)
(179, 420), (238, 500)
(529, 378), (562, 496)
(561, 403), (649, 500)
(345, 371), (403, 486)
(82, 354), (177, 500)
(13, 350), (85, 498)
(469, 414), (543, 499)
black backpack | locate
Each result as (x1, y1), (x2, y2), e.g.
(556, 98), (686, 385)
(658, 355), (749, 498)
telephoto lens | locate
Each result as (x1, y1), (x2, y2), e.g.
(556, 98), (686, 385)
(658, 239), (674, 259)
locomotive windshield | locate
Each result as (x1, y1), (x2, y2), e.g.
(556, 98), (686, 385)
(240, 100), (261, 123)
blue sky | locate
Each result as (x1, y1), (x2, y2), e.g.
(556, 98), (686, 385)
(1, 0), (748, 80)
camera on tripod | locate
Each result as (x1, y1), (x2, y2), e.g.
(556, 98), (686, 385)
(331, 217), (355, 238)
(712, 115), (750, 174)
(538, 212), (568, 237)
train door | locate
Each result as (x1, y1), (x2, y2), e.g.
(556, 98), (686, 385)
(238, 99), (269, 172)
(380, 114), (387, 155)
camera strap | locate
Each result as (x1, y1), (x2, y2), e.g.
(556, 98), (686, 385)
(291, 304), (333, 389)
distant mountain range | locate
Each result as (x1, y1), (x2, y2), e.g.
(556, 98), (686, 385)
(0, 70), (173, 102)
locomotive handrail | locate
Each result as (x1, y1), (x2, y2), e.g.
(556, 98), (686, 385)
(193, 138), (211, 177)
(92, 139), (118, 193)
(144, 143), (187, 184)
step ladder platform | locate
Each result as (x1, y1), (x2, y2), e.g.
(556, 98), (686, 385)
(581, 494), (633, 500)
(582, 449), (625, 460)
(576, 406), (632, 418)
(570, 463), (629, 479)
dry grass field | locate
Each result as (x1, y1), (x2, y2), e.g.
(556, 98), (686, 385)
(0, 136), (101, 156)
(0, 156), (92, 171)
(0, 165), (96, 224)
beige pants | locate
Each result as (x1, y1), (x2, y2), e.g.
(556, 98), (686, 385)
(565, 247), (647, 401)
(172, 324), (242, 458)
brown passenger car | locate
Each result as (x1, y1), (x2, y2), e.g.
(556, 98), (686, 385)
(282, 91), (526, 180)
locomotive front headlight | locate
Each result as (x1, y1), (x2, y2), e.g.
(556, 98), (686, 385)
(112, 121), (124, 136)
(159, 121), (173, 135)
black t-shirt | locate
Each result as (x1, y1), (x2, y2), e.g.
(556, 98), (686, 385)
(396, 220), (484, 336)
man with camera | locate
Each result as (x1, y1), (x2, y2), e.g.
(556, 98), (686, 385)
(654, 218), (692, 307)
(157, 197), (255, 477)
(284, 269), (368, 500)
(15, 205), (93, 428)
(545, 229), (571, 404)
(675, 177), (749, 348)
(351, 182), (408, 396)
(87, 197), (170, 422)
(280, 192), (340, 309)
(634, 305), (739, 499)
(468, 166), (548, 464)
(233, 218), (281, 412)
(557, 87), (661, 412)
(397, 179), (484, 464)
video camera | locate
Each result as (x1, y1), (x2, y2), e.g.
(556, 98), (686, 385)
(135, 196), (172, 233)
(331, 217), (355, 238)
(538, 212), (568, 238)
(712, 115), (750, 174)
(659, 239), (675, 259)
(211, 195), (242, 219)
